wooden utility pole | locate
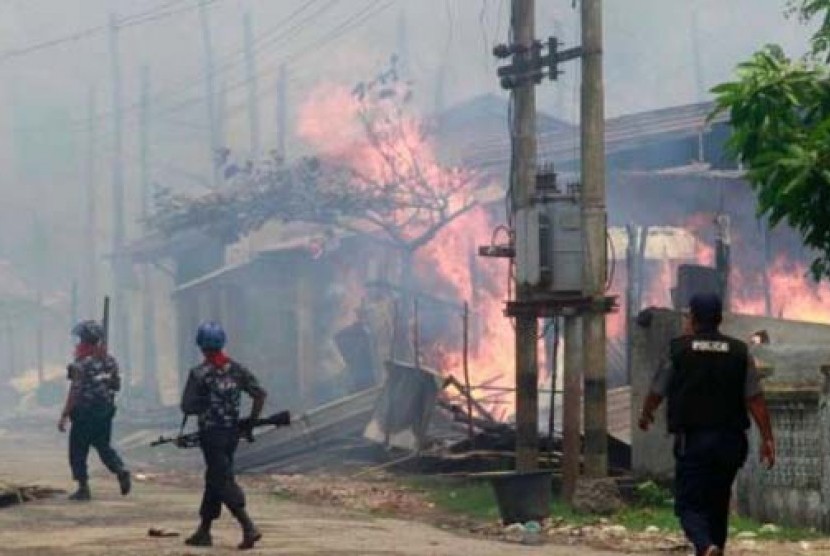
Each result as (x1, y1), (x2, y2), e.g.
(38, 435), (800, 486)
(140, 65), (159, 404)
(109, 13), (131, 383)
(690, 6), (705, 100)
(580, 0), (608, 478)
(217, 80), (227, 154)
(244, 11), (261, 159)
(276, 64), (287, 157)
(198, 0), (220, 186)
(36, 288), (43, 386)
(511, 0), (540, 473)
(562, 314), (582, 501)
(85, 86), (98, 316)
(396, 8), (409, 77)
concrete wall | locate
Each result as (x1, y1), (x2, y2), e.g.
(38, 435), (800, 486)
(736, 385), (828, 530)
(630, 308), (830, 480)
(630, 307), (830, 530)
(630, 308), (682, 479)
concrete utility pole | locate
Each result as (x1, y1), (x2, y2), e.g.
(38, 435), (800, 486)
(85, 86), (98, 316)
(276, 64), (287, 157)
(109, 13), (131, 384)
(140, 65), (159, 404)
(511, 0), (540, 473)
(198, 0), (220, 186)
(580, 0), (609, 478)
(244, 11), (261, 159)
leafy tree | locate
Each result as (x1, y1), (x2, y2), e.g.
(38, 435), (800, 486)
(710, 0), (830, 278)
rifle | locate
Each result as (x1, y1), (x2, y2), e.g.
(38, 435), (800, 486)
(151, 410), (291, 448)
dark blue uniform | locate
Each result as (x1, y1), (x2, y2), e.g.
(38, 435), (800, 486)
(181, 359), (265, 524)
(67, 354), (127, 483)
(651, 332), (762, 555)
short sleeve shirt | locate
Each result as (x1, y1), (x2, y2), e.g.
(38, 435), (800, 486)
(69, 355), (120, 410)
(189, 360), (265, 430)
(650, 342), (763, 398)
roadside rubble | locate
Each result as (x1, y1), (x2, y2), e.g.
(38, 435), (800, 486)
(0, 481), (63, 508)
(256, 472), (830, 554)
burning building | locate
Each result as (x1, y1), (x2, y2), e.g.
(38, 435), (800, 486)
(118, 88), (830, 438)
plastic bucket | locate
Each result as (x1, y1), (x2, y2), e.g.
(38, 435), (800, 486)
(487, 470), (552, 525)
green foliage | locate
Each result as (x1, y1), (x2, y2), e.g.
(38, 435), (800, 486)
(407, 476), (820, 540)
(632, 480), (673, 508)
(711, 0), (830, 279)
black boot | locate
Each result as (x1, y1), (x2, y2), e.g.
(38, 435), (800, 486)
(232, 508), (261, 550)
(238, 527), (262, 551)
(184, 522), (213, 547)
(117, 470), (131, 496)
(68, 481), (91, 501)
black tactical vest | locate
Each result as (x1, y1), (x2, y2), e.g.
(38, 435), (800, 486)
(666, 331), (750, 433)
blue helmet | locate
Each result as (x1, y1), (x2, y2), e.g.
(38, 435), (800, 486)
(196, 321), (226, 350)
(72, 320), (104, 345)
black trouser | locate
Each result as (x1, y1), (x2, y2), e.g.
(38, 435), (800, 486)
(69, 406), (125, 482)
(674, 428), (748, 556)
(198, 427), (247, 522)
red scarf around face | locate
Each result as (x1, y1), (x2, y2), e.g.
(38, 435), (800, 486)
(75, 342), (105, 360)
(204, 350), (230, 367)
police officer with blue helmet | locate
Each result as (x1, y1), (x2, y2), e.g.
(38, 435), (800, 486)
(638, 293), (775, 556)
(58, 320), (131, 501)
(181, 321), (267, 550)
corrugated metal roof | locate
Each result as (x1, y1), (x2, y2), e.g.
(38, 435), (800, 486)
(461, 101), (725, 170)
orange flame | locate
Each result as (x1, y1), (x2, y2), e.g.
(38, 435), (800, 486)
(298, 83), (516, 409)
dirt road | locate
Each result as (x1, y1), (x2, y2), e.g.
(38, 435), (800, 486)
(0, 417), (622, 556)
(0, 415), (825, 555)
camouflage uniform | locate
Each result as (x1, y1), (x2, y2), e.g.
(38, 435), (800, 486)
(181, 359), (265, 523)
(67, 354), (126, 483)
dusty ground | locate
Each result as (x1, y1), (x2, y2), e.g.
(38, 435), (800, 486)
(0, 415), (828, 555)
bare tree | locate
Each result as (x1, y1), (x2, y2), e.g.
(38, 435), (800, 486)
(150, 60), (478, 358)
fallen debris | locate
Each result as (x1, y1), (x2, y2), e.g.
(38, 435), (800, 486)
(147, 528), (180, 538)
(0, 482), (63, 508)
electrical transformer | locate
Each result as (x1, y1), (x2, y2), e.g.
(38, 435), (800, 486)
(539, 192), (584, 294)
(514, 185), (585, 295)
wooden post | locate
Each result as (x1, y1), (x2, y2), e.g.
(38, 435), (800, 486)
(276, 64), (287, 157)
(547, 317), (560, 452)
(244, 11), (261, 159)
(581, 0), (609, 478)
(140, 65), (159, 404)
(36, 289), (44, 386)
(85, 86), (98, 316)
(462, 302), (474, 447)
(563, 315), (583, 501)
(413, 296), (420, 369)
(511, 0), (540, 474)
(198, 0), (220, 187)
(296, 272), (313, 408)
(109, 13), (131, 381)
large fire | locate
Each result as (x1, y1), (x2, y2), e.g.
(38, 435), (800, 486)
(298, 78), (830, 420)
(298, 81), (517, 411)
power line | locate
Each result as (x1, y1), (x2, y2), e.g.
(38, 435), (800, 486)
(223, 0), (394, 118)
(0, 0), (201, 63)
(14, 0), (335, 137)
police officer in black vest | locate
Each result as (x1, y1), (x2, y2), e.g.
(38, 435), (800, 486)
(638, 293), (775, 556)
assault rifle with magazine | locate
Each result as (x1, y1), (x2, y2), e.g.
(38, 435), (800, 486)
(151, 410), (291, 448)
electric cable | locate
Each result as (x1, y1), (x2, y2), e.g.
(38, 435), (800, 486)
(0, 0), (210, 63)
